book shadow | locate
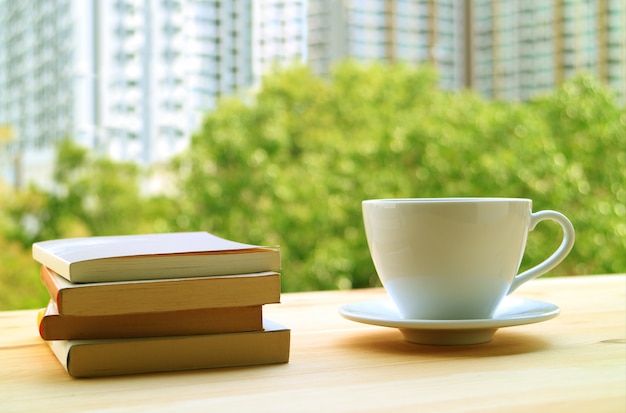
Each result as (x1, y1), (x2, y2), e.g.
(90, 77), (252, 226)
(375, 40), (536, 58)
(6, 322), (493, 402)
(339, 328), (551, 358)
(58, 361), (289, 382)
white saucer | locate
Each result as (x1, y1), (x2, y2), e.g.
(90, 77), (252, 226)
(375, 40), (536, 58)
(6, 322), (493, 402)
(339, 297), (559, 345)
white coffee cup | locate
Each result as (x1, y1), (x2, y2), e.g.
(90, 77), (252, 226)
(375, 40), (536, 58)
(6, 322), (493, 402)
(362, 198), (575, 320)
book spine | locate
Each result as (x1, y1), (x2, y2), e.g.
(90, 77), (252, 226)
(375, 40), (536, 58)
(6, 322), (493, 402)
(53, 321), (290, 377)
(53, 272), (281, 316)
(40, 266), (63, 310)
(38, 305), (264, 340)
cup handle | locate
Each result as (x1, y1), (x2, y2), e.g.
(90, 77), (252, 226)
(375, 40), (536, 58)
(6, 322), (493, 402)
(508, 210), (575, 294)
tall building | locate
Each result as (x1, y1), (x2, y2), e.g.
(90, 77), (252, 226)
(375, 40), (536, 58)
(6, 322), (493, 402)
(0, 0), (306, 188)
(1, 0), (624, 189)
(0, 0), (81, 188)
(307, 0), (625, 101)
(93, 0), (199, 165)
(253, 0), (308, 77)
(470, 0), (625, 101)
(184, 0), (254, 141)
(307, 0), (465, 90)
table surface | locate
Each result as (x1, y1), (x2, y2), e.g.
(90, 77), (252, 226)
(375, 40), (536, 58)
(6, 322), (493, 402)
(1, 274), (625, 413)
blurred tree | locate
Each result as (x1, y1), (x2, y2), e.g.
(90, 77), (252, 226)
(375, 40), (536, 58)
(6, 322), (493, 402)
(0, 180), (47, 308)
(4, 139), (181, 246)
(1, 62), (624, 310)
(171, 62), (625, 291)
(527, 75), (626, 275)
(0, 140), (181, 310)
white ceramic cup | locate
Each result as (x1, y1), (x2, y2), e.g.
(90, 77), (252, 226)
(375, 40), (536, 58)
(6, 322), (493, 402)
(362, 198), (575, 320)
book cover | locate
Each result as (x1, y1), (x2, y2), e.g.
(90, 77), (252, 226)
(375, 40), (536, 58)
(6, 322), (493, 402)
(38, 300), (264, 340)
(47, 319), (291, 378)
(41, 266), (281, 316)
(32, 231), (281, 283)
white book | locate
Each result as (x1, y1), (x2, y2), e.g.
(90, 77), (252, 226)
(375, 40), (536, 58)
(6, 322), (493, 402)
(32, 231), (280, 283)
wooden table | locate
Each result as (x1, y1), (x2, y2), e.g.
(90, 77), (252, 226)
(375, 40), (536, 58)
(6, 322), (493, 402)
(1, 275), (624, 412)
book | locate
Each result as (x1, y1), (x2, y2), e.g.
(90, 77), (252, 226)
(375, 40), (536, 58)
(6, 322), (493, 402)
(32, 231), (281, 283)
(47, 319), (291, 377)
(40, 266), (281, 316)
(38, 300), (264, 340)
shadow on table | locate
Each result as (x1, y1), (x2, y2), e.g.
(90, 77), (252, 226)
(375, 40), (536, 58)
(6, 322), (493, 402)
(338, 329), (551, 358)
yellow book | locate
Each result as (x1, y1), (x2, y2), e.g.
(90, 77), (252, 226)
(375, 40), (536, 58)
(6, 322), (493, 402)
(41, 265), (280, 316)
(37, 300), (264, 340)
(47, 319), (290, 378)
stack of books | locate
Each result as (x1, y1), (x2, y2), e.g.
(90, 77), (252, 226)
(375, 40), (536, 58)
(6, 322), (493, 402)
(32, 231), (289, 378)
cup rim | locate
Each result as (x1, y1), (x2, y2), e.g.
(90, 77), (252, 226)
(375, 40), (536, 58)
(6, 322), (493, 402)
(363, 197), (532, 204)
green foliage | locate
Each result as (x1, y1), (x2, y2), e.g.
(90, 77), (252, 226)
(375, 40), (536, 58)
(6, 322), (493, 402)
(1, 62), (624, 309)
(172, 62), (626, 291)
(0, 236), (48, 309)
(4, 139), (181, 246)
(527, 75), (626, 275)
(0, 182), (49, 309)
(0, 140), (181, 310)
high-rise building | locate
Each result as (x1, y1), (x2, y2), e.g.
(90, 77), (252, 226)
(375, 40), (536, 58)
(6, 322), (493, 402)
(253, 0), (307, 77)
(469, 0), (625, 101)
(307, 0), (625, 101)
(184, 0), (254, 141)
(1, 0), (624, 189)
(0, 0), (306, 188)
(0, 0), (81, 188)
(308, 0), (461, 89)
